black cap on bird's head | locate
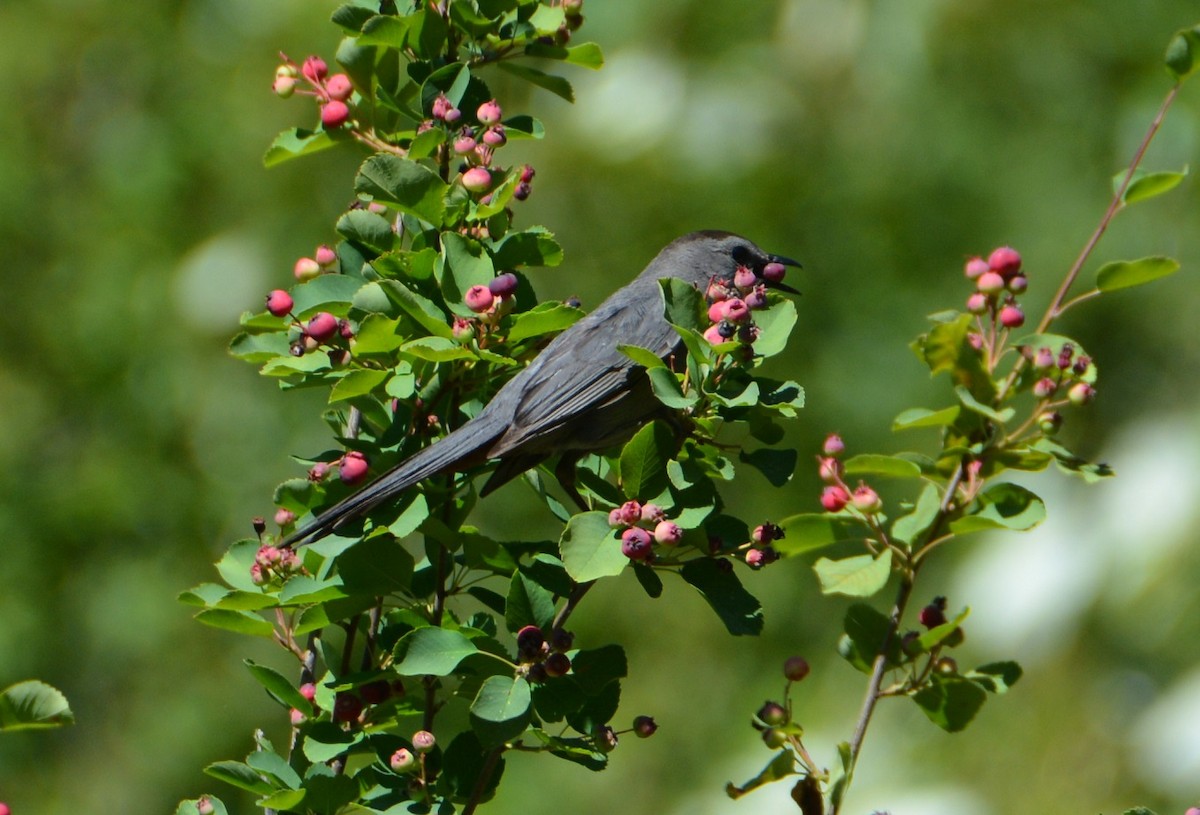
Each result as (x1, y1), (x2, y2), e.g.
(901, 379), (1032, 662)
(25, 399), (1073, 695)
(645, 230), (801, 295)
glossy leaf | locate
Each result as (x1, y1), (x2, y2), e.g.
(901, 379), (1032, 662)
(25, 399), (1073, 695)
(619, 421), (674, 500)
(508, 302), (583, 342)
(560, 511), (626, 581)
(950, 482), (1045, 533)
(892, 405), (959, 431)
(497, 62), (574, 101)
(394, 627), (478, 675)
(470, 675), (532, 747)
(244, 660), (311, 713)
(1114, 166), (1188, 205)
(775, 514), (864, 556)
(1096, 256), (1181, 293)
(263, 128), (339, 168)
(813, 551), (893, 597)
(843, 453), (922, 478)
(912, 674), (987, 732)
(204, 761), (272, 795)
(0, 680), (74, 731)
(194, 609), (275, 638)
(1165, 24), (1200, 80)
(354, 154), (448, 225)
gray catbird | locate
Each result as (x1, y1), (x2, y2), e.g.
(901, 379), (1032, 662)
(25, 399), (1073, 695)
(282, 230), (799, 547)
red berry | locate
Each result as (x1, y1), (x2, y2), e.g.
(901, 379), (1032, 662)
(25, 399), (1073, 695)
(361, 679), (391, 705)
(309, 461), (330, 481)
(820, 485), (850, 512)
(306, 312), (339, 342)
(321, 100), (350, 129)
(964, 256), (989, 279)
(723, 298), (750, 323)
(314, 244), (337, 267)
(461, 166), (492, 193)
(290, 706), (306, 725)
(703, 323), (727, 344)
(987, 246), (1022, 279)
(299, 682), (317, 702)
(477, 99), (503, 125)
(302, 55), (328, 84)
(339, 451), (369, 484)
(976, 271), (1005, 295)
(918, 603), (947, 628)
(519, 164), (536, 183)
(620, 527), (653, 560)
(615, 500), (642, 526)
(998, 304), (1025, 328)
(325, 73), (353, 101)
(745, 548), (767, 569)
(783, 656), (810, 682)
(464, 284), (494, 313)
(707, 300), (730, 323)
(453, 133), (477, 154)
(965, 292), (988, 314)
(762, 261), (787, 283)
(266, 289), (294, 317)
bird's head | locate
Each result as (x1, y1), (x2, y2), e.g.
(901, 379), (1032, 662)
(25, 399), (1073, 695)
(643, 230), (801, 295)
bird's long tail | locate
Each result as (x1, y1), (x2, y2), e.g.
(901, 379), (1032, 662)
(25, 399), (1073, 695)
(280, 414), (505, 548)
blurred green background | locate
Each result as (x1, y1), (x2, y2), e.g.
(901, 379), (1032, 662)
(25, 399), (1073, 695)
(2, 1), (1199, 813)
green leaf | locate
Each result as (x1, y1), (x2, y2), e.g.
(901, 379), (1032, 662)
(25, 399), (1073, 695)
(497, 61), (574, 101)
(837, 603), (897, 674)
(394, 627), (478, 675)
(337, 535), (415, 594)
(244, 660), (311, 713)
(739, 447), (797, 486)
(492, 226), (564, 268)
(615, 344), (666, 370)
(470, 675), (532, 747)
(441, 232), (495, 313)
(506, 571), (556, 632)
(246, 747), (302, 789)
(954, 384), (1014, 424)
(752, 299), (797, 358)
(912, 674), (988, 732)
(950, 482), (1046, 534)
(1031, 437), (1115, 482)
(301, 722), (362, 763)
(775, 514), (864, 556)
(204, 760), (272, 795)
(758, 378), (805, 416)
(1165, 24), (1200, 81)
(560, 511), (627, 581)
(400, 335), (476, 362)
(0, 680), (74, 731)
(680, 559), (764, 636)
(194, 609), (275, 638)
(969, 661), (1023, 694)
(377, 279), (452, 338)
(659, 277), (705, 332)
(1114, 166), (1188, 205)
(1096, 256), (1181, 293)
(328, 368), (389, 403)
(570, 644), (628, 695)
(892, 405), (960, 431)
(354, 154), (448, 225)
(291, 274), (365, 318)
(619, 421), (674, 500)
(891, 483), (942, 544)
(525, 41), (605, 69)
(843, 453), (922, 478)
(301, 774), (359, 814)
(175, 797), (230, 815)
(335, 209), (396, 254)
(726, 750), (798, 799)
(912, 312), (994, 402)
(508, 302), (583, 342)
(257, 790), (306, 811)
(443, 731), (507, 802)
(646, 367), (697, 408)
(813, 551), (893, 597)
(263, 128), (339, 168)
(356, 14), (409, 47)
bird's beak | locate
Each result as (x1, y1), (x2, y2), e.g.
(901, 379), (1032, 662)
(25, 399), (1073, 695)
(765, 252), (802, 295)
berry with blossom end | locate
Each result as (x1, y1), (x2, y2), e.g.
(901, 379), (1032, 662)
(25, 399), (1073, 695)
(988, 246), (1022, 280)
(621, 527), (653, 560)
(489, 272), (519, 298)
(818, 456), (842, 482)
(299, 682), (317, 702)
(965, 292), (989, 314)
(513, 182), (532, 201)
(314, 244), (337, 268)
(613, 500), (642, 526)
(412, 730), (436, 753)
(545, 651), (572, 677)
(851, 484), (882, 514)
(976, 271), (1006, 295)
(290, 706), (306, 725)
(274, 507), (296, 527)
(633, 715), (658, 738)
(1033, 377), (1057, 399)
(998, 304), (1025, 329)
(306, 312), (339, 342)
(723, 298), (751, 323)
(1038, 411), (1063, 435)
(302, 55), (328, 84)
(333, 692), (364, 724)
(477, 99), (503, 125)
(703, 323), (728, 344)
(821, 485), (850, 512)
(783, 655), (810, 682)
(196, 798), (215, 815)
(1073, 355), (1092, 376)
(964, 256), (989, 279)
(266, 289), (293, 317)
(918, 599), (947, 628)
(451, 316), (474, 342)
(639, 503), (665, 523)
(733, 266), (757, 291)
(464, 284), (494, 313)
(294, 256), (321, 282)
(745, 548), (769, 569)
(1034, 346), (1055, 368)
(339, 451), (369, 485)
(516, 624), (544, 658)
(757, 701), (788, 727)
(453, 130), (477, 154)
(462, 166), (492, 193)
(309, 461), (330, 481)
(1007, 274), (1028, 294)
(273, 73), (297, 98)
(823, 433), (845, 456)
(1067, 382), (1095, 406)
(762, 261), (787, 283)
(390, 748), (416, 772)
(482, 125), (507, 147)
(653, 520), (682, 546)
(431, 93), (455, 121)
(745, 285), (768, 310)
(595, 725), (618, 753)
(325, 73), (353, 101)
(751, 523), (781, 545)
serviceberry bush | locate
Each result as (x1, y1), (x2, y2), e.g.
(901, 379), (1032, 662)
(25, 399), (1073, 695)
(177, 4), (1200, 815)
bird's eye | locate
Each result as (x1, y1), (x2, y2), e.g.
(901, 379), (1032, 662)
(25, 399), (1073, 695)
(731, 245), (752, 264)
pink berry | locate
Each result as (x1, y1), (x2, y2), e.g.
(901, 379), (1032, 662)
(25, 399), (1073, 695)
(964, 256), (989, 279)
(412, 730), (436, 753)
(762, 262), (787, 283)
(325, 73), (353, 101)
(745, 548), (768, 569)
(818, 456), (842, 482)
(266, 289), (294, 317)
(640, 503), (665, 523)
(451, 316), (474, 341)
(290, 706), (306, 725)
(299, 682), (317, 702)
(461, 166), (492, 193)
(707, 300), (729, 323)
(822, 433), (845, 456)
(477, 99), (503, 125)
(1034, 346), (1054, 368)
(197, 798), (215, 815)
(274, 507), (296, 526)
(482, 125), (507, 147)
(703, 323), (727, 344)
(851, 484), (882, 514)
(653, 520), (682, 546)
(302, 55), (328, 84)
(744, 286), (768, 310)
(998, 304), (1025, 328)
(783, 656), (810, 682)
(965, 292), (989, 314)
(519, 164), (536, 183)
(620, 527), (653, 560)
(294, 256), (321, 282)
(607, 508), (625, 528)
(820, 485), (850, 512)
(464, 284), (494, 313)
(1067, 382), (1095, 406)
(1033, 377), (1057, 399)
(488, 272), (519, 298)
(615, 500), (642, 526)
(321, 100), (350, 129)
(431, 93), (453, 120)
(309, 461), (330, 481)
(706, 281), (731, 302)
(723, 298), (750, 323)
(340, 451), (369, 485)
(273, 75), (297, 98)
(733, 266), (757, 290)
(306, 312), (339, 342)
(390, 747), (416, 772)
(453, 133), (477, 154)
(314, 244), (337, 267)
(988, 246), (1022, 280)
(1007, 274), (1028, 294)
(976, 271), (1006, 295)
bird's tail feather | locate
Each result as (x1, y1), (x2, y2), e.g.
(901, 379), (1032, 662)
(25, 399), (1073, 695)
(280, 416), (503, 547)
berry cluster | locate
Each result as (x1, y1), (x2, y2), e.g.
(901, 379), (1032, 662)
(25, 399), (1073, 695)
(264, 286), (357, 361)
(303, 450), (371, 488)
(815, 434), (881, 515)
(388, 729), (436, 773)
(273, 55), (355, 130)
(292, 244), (339, 283)
(899, 595), (965, 672)
(701, 261), (788, 346)
(250, 543), (304, 586)
(1026, 342), (1095, 434)
(743, 522), (783, 569)
(514, 624), (575, 683)
(750, 655), (812, 749)
(606, 500), (682, 562)
(425, 96), (536, 207)
(964, 246), (1026, 330)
